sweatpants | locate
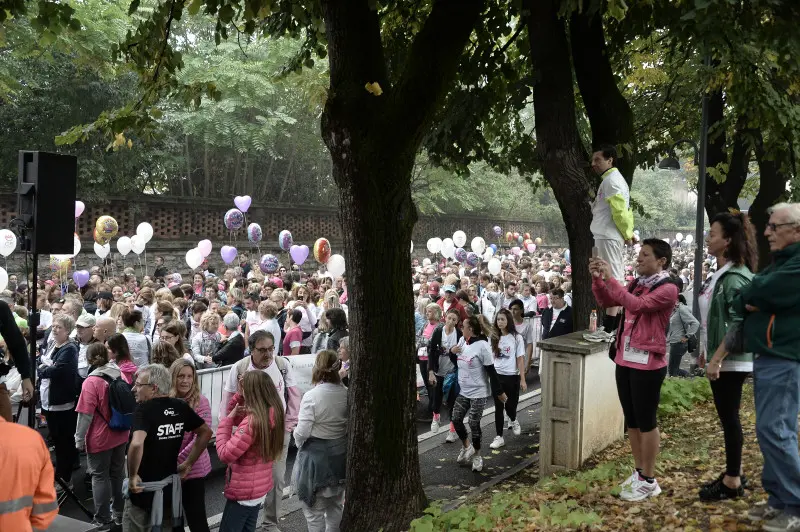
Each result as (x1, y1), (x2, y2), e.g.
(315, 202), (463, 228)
(452, 395), (488, 451)
(710, 371), (748, 477)
(302, 485), (345, 532)
(45, 408), (78, 484)
(87, 443), (126, 524)
(182, 477), (210, 532)
(494, 374), (520, 436)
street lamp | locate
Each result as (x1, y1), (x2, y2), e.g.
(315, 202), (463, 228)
(657, 138), (699, 171)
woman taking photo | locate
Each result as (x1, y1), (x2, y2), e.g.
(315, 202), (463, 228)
(591, 239), (678, 502)
(106, 333), (138, 384)
(450, 315), (506, 472)
(697, 212), (757, 501)
(667, 294), (700, 377)
(191, 311), (222, 368)
(427, 308), (462, 440)
(293, 350), (349, 532)
(170, 359), (213, 532)
(489, 308), (527, 450)
(216, 371), (285, 532)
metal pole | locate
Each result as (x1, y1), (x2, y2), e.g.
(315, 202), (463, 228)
(692, 55), (711, 320)
(27, 252), (38, 428)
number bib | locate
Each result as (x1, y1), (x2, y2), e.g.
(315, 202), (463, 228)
(622, 336), (650, 365)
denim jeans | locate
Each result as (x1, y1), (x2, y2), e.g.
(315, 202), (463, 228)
(87, 443), (126, 524)
(754, 354), (800, 517)
(668, 342), (688, 377)
(260, 431), (291, 531)
(219, 500), (261, 532)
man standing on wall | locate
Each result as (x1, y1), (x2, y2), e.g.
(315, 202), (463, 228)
(589, 145), (634, 334)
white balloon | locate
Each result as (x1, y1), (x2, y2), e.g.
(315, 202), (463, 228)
(441, 238), (455, 259)
(73, 234), (81, 257)
(426, 237), (443, 254)
(0, 229), (16, 258)
(136, 222), (154, 244)
(131, 235), (146, 255)
(470, 236), (486, 255)
(422, 258), (432, 267)
(675, 232), (684, 242)
(410, 241), (414, 254)
(117, 236), (132, 256)
(327, 254), (346, 278)
(685, 234), (694, 244)
(482, 249), (493, 261)
(0, 267), (7, 292)
(94, 242), (110, 259)
(453, 230), (467, 248)
(185, 248), (203, 270)
(487, 257), (501, 276)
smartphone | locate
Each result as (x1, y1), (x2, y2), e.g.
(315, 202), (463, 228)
(592, 246), (599, 258)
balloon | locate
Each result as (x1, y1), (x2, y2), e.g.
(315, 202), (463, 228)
(534, 237), (543, 245)
(524, 232), (531, 240)
(234, 195), (252, 212)
(279, 230), (294, 251)
(73, 234), (81, 257)
(198, 239), (212, 257)
(526, 243), (536, 253)
(482, 250), (493, 261)
(685, 234), (694, 244)
(247, 223), (262, 244)
(75, 201), (85, 218)
(454, 247), (468, 263)
(465, 252), (480, 267)
(564, 249), (571, 263)
(675, 232), (684, 242)
(441, 238), (455, 259)
(0, 229), (17, 257)
(136, 222), (154, 244)
(512, 246), (521, 256)
(453, 231), (467, 248)
(131, 235), (145, 255)
(94, 229), (109, 246)
(96, 216), (119, 242)
(410, 241), (414, 254)
(470, 236), (486, 255)
(505, 232), (512, 242)
(72, 270), (90, 288)
(513, 232), (520, 241)
(94, 242), (110, 259)
(0, 267), (7, 292)
(290, 245), (310, 265)
(490, 244), (497, 253)
(327, 254), (346, 278)
(634, 243), (642, 252)
(117, 236), (132, 256)
(220, 245), (238, 264)
(426, 237), (443, 254)
(313, 238), (331, 264)
(259, 254), (280, 274)
(185, 248), (203, 270)
(493, 226), (502, 236)
(224, 209), (244, 231)
(422, 258), (432, 267)
(488, 258), (501, 275)
(49, 255), (70, 273)
(517, 235), (524, 245)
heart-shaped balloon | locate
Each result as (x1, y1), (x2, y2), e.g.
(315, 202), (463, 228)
(198, 239), (212, 257)
(72, 270), (90, 288)
(234, 195), (252, 212)
(290, 244), (309, 265)
(220, 245), (238, 264)
(75, 201), (85, 218)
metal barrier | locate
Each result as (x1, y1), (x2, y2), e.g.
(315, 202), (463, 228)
(530, 315), (543, 365)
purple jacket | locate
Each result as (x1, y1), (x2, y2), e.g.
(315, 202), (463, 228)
(178, 394), (212, 480)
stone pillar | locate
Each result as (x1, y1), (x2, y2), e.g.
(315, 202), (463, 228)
(538, 331), (624, 478)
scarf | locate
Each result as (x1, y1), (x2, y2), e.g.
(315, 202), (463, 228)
(636, 270), (669, 289)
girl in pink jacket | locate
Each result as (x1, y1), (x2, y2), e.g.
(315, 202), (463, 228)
(216, 370), (285, 532)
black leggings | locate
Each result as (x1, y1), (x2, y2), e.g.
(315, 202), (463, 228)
(615, 365), (667, 433)
(431, 374), (457, 419)
(45, 408), (78, 484)
(710, 371), (748, 477)
(494, 374), (521, 436)
(418, 360), (433, 414)
(182, 477), (210, 532)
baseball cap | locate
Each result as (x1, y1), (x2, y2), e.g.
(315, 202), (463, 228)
(428, 281), (441, 295)
(443, 284), (457, 293)
(98, 291), (113, 301)
(76, 314), (96, 328)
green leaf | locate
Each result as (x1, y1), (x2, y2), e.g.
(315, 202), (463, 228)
(188, 0), (203, 16)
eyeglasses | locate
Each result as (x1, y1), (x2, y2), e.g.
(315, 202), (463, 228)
(767, 222), (797, 231)
(132, 381), (154, 389)
(252, 345), (275, 355)
(160, 334), (176, 342)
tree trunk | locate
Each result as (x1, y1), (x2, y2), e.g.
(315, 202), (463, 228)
(246, 152), (254, 196)
(231, 151), (243, 196)
(203, 144), (211, 197)
(705, 116), (752, 219)
(184, 135), (192, 196)
(570, 4), (636, 184)
(526, 0), (595, 330)
(259, 157), (275, 199)
(751, 132), (790, 269)
(277, 145), (297, 203)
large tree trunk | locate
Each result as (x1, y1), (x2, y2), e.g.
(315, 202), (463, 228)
(570, 3), (636, 184)
(705, 115), (752, 219)
(751, 132), (790, 269)
(526, 0), (595, 329)
(319, 0), (483, 529)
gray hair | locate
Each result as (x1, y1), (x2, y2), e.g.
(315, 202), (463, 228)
(768, 202), (800, 224)
(136, 364), (171, 395)
(339, 336), (349, 350)
(54, 314), (75, 332)
(223, 312), (240, 331)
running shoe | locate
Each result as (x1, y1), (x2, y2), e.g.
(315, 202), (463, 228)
(748, 503), (783, 522)
(430, 416), (440, 433)
(620, 468), (638, 489)
(472, 455), (484, 472)
(583, 330), (614, 343)
(489, 436), (505, 449)
(456, 444), (475, 465)
(445, 431), (458, 443)
(620, 477), (661, 502)
(511, 419), (521, 436)
(762, 513), (800, 532)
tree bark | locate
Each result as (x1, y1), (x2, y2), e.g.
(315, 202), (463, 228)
(184, 134), (192, 196)
(570, 3), (636, 184)
(259, 157), (275, 199)
(705, 114), (752, 220)
(277, 145), (297, 203)
(526, 0), (595, 330)
(203, 143), (211, 197)
(319, 0), (483, 529)
(751, 132), (790, 269)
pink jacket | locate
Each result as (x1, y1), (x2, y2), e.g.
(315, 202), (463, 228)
(215, 394), (275, 502)
(178, 395), (212, 480)
(592, 276), (677, 368)
(118, 360), (138, 385)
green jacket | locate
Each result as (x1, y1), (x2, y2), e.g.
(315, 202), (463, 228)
(707, 264), (753, 363)
(735, 241), (800, 361)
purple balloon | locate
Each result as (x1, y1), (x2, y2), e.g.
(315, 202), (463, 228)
(493, 225), (502, 236)
(224, 209), (244, 231)
(279, 230), (293, 251)
(290, 244), (309, 265)
(454, 247), (468, 263)
(234, 195), (252, 212)
(259, 254), (279, 274)
(220, 245), (238, 264)
(72, 270), (90, 288)
(466, 252), (480, 267)
(247, 223), (262, 244)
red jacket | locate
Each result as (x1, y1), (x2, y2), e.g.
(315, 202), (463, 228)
(215, 394), (276, 502)
(436, 297), (469, 324)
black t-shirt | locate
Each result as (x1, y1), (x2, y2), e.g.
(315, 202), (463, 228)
(129, 397), (204, 510)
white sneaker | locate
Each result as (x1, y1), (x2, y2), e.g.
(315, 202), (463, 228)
(430, 417), (440, 433)
(456, 444), (476, 465)
(511, 419), (521, 436)
(504, 412), (512, 429)
(472, 454), (484, 472)
(489, 436), (505, 449)
(445, 431), (458, 443)
(619, 468), (638, 489)
(620, 477), (661, 502)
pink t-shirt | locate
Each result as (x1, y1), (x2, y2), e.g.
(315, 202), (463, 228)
(76, 375), (130, 453)
(283, 326), (303, 355)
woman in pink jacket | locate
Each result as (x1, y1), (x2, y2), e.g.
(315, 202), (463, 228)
(591, 238), (678, 504)
(170, 359), (212, 532)
(216, 370), (285, 532)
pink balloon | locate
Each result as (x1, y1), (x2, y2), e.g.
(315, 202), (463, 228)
(290, 244), (309, 265)
(234, 195), (252, 212)
(526, 243), (535, 253)
(75, 201), (85, 218)
(512, 246), (521, 256)
(198, 239), (212, 257)
(220, 245), (238, 264)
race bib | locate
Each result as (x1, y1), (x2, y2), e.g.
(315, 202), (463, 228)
(622, 337), (650, 365)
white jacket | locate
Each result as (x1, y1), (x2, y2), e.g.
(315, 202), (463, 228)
(293, 382), (348, 447)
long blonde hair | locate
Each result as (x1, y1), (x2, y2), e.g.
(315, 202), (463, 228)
(242, 371), (285, 461)
(169, 359), (200, 408)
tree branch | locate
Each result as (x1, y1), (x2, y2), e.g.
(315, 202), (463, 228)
(151, 0), (177, 84)
(499, 19), (526, 54)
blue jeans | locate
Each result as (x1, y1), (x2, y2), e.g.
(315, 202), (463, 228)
(219, 500), (261, 532)
(754, 354), (800, 516)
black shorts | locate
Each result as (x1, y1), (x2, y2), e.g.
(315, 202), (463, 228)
(615, 364), (667, 432)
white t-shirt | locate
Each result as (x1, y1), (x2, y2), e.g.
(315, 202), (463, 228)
(244, 310), (261, 330)
(520, 295), (537, 315)
(456, 338), (494, 399)
(549, 307), (564, 331)
(514, 319), (535, 348)
(223, 357), (296, 412)
(39, 310), (53, 330)
(436, 329), (459, 377)
(253, 319), (282, 348)
(590, 167), (629, 241)
(493, 333), (525, 375)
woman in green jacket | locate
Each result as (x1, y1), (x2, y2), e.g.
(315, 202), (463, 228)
(698, 212), (757, 501)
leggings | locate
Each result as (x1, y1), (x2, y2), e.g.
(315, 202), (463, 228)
(431, 374), (458, 418)
(494, 374), (520, 436)
(452, 395), (487, 451)
(182, 477), (211, 532)
(668, 342), (689, 377)
(710, 371), (748, 477)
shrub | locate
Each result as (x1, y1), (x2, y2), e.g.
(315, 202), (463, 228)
(658, 376), (712, 417)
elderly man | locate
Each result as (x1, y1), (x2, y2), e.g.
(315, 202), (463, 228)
(735, 202), (800, 531)
(75, 314), (98, 378)
(93, 317), (117, 345)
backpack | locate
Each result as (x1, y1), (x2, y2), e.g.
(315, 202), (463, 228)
(96, 374), (137, 431)
(235, 355), (290, 404)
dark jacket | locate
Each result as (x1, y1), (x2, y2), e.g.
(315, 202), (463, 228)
(212, 333), (246, 367)
(326, 329), (348, 352)
(0, 300), (30, 379)
(38, 341), (79, 407)
(427, 324), (463, 374)
(153, 265), (168, 279)
(541, 305), (573, 340)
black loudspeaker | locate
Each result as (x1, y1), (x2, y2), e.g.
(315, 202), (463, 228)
(17, 151), (77, 255)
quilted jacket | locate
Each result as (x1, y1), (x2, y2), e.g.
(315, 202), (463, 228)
(178, 394), (212, 481)
(215, 393), (275, 501)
